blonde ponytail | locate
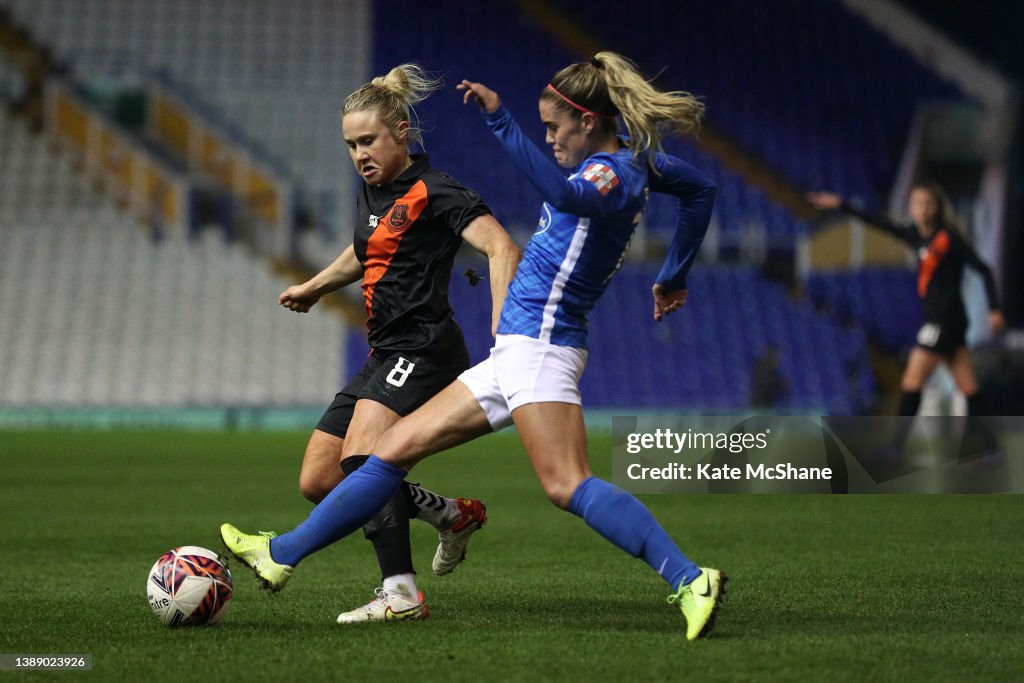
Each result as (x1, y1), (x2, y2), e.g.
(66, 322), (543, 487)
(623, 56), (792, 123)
(595, 51), (703, 159)
(540, 51), (704, 164)
(343, 64), (443, 145)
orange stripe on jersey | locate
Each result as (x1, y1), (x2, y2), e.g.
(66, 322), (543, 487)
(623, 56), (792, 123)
(918, 230), (950, 298)
(362, 179), (429, 321)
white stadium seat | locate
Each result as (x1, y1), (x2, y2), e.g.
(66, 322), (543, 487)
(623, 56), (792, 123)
(0, 114), (345, 407)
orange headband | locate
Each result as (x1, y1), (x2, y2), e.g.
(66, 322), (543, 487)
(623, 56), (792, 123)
(546, 83), (617, 119)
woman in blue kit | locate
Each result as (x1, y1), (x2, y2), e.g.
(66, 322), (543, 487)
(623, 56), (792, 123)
(223, 52), (725, 639)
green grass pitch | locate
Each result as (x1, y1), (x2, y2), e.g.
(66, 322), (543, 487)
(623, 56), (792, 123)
(1, 430), (1021, 681)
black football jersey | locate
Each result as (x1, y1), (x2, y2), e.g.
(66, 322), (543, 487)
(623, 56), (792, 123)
(840, 202), (1000, 324)
(353, 154), (492, 352)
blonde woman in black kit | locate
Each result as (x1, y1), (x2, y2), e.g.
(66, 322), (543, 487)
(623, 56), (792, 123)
(276, 64), (520, 622)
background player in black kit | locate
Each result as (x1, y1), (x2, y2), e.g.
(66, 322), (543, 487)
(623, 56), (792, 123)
(808, 183), (1005, 418)
(275, 64), (520, 622)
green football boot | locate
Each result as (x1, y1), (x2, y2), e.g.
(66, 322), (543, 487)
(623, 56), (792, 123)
(667, 567), (727, 640)
(219, 523), (293, 591)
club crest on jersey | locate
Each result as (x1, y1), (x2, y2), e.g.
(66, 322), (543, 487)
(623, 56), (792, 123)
(581, 163), (620, 196)
(388, 203), (410, 231)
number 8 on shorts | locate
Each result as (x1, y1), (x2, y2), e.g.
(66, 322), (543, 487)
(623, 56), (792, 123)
(386, 357), (417, 387)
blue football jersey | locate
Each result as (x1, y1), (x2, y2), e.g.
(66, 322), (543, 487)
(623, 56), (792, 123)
(481, 105), (716, 350)
(499, 149), (646, 347)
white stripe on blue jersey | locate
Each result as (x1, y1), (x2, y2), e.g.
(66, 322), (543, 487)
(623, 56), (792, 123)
(539, 216), (590, 343)
(497, 149), (644, 349)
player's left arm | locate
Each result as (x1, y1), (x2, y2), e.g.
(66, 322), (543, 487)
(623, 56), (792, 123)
(462, 215), (522, 336)
(958, 232), (1005, 331)
(648, 153), (717, 321)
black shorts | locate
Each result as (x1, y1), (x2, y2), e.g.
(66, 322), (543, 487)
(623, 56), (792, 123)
(914, 320), (967, 359)
(316, 344), (471, 439)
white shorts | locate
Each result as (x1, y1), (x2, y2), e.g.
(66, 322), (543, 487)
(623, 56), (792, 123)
(457, 334), (588, 431)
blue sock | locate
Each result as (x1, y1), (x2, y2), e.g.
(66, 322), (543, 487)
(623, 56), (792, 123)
(568, 476), (701, 589)
(270, 455), (407, 567)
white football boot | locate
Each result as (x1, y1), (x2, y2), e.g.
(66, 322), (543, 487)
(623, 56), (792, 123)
(336, 584), (429, 624)
(432, 498), (488, 576)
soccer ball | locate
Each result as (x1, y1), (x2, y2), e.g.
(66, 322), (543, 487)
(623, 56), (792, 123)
(146, 546), (233, 627)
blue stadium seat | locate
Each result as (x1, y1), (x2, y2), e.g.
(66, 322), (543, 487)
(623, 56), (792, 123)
(448, 263), (875, 414)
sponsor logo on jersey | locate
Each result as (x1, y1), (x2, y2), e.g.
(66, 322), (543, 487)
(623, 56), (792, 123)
(537, 203), (553, 234)
(368, 214), (380, 228)
(581, 163), (620, 196)
(389, 203), (410, 231)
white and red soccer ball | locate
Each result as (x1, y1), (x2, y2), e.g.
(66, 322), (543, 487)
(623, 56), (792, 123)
(146, 546), (233, 627)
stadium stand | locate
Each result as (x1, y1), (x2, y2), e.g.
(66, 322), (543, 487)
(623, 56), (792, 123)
(363, 1), (963, 252)
(554, 0), (965, 207)
(357, 1), (888, 262)
(0, 0), (370, 261)
(4, 0), (978, 415)
(0, 112), (344, 406)
(586, 265), (874, 414)
(433, 264), (875, 414)
(357, 1), (883, 412)
(0, 46), (24, 102)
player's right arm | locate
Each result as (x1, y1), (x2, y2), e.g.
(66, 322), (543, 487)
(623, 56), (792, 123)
(806, 191), (912, 242)
(279, 244), (363, 313)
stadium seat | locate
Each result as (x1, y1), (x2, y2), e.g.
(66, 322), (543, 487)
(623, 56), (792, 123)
(0, 0), (371, 267)
(0, 114), (345, 407)
(444, 262), (875, 414)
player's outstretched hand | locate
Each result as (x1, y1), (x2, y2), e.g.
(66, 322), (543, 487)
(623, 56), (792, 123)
(989, 310), (1006, 333)
(279, 284), (320, 313)
(458, 80), (501, 113)
(806, 191), (842, 211)
(652, 284), (687, 322)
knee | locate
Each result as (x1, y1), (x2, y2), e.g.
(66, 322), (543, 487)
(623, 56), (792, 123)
(298, 471), (330, 504)
(539, 476), (584, 511)
(900, 375), (923, 392)
(372, 426), (418, 468)
(957, 379), (979, 396)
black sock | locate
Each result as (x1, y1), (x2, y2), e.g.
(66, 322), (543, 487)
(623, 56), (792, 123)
(963, 393), (1002, 458)
(888, 390), (921, 452)
(897, 390), (921, 417)
(340, 455), (415, 581)
(966, 392), (987, 417)
(340, 455), (370, 476)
